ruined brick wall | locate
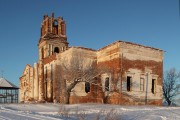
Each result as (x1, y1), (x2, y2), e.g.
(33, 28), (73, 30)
(20, 13), (68, 103)
(96, 41), (163, 105)
(19, 64), (34, 102)
(70, 77), (104, 104)
(55, 41), (163, 105)
(97, 42), (121, 91)
(19, 77), (25, 102)
(43, 60), (56, 102)
(37, 14), (69, 102)
(120, 42), (163, 104)
(38, 40), (68, 60)
(41, 13), (66, 38)
(20, 40), (163, 105)
(56, 47), (97, 103)
(19, 13), (164, 105)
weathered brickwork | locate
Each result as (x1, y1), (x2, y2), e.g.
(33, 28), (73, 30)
(20, 13), (163, 105)
(19, 64), (34, 101)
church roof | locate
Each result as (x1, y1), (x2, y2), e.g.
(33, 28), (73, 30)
(0, 77), (19, 89)
(98, 40), (163, 52)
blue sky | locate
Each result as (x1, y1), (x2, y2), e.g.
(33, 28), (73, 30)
(0, 0), (179, 86)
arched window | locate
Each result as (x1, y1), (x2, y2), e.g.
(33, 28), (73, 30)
(53, 20), (58, 26)
(105, 77), (109, 91)
(54, 47), (59, 53)
(85, 82), (90, 93)
(53, 20), (58, 34)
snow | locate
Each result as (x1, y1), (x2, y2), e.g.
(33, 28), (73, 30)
(0, 103), (180, 120)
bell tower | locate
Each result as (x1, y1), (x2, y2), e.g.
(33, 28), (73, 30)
(38, 13), (68, 102)
(38, 12), (69, 60)
(40, 13), (67, 39)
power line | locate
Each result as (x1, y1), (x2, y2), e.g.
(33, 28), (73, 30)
(1, 70), (4, 78)
(179, 0), (180, 19)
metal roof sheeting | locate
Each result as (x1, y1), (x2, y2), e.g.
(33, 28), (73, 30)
(0, 77), (19, 89)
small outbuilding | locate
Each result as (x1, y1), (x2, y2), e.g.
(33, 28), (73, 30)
(0, 77), (19, 103)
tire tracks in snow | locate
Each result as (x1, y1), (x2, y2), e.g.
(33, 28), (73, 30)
(0, 107), (62, 120)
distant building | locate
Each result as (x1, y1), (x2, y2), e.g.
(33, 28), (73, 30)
(19, 13), (163, 105)
(0, 77), (19, 103)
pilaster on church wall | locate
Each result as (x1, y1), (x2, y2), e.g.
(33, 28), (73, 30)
(19, 64), (34, 102)
(29, 67), (34, 100)
(37, 54), (45, 101)
(53, 61), (58, 102)
(57, 18), (62, 36)
(43, 60), (55, 102)
(34, 63), (39, 101)
(50, 17), (53, 33)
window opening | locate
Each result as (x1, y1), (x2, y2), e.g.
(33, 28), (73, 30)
(54, 47), (59, 53)
(53, 20), (58, 34)
(54, 21), (58, 26)
(152, 79), (155, 94)
(85, 82), (90, 93)
(105, 77), (109, 91)
(127, 76), (131, 92)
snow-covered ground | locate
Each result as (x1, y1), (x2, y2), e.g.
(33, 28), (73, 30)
(0, 103), (180, 120)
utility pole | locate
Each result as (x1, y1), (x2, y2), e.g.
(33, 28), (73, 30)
(121, 42), (124, 96)
(179, 0), (180, 18)
(145, 72), (149, 104)
(118, 41), (125, 104)
(120, 53), (123, 96)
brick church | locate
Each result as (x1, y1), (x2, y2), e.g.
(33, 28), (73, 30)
(19, 13), (163, 105)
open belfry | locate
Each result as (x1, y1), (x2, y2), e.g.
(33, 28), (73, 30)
(20, 13), (164, 105)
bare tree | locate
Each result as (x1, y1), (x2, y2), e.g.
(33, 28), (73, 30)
(59, 51), (106, 104)
(163, 68), (180, 106)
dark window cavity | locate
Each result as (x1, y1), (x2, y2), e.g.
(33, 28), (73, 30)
(105, 77), (109, 91)
(54, 47), (59, 53)
(152, 79), (155, 94)
(127, 76), (132, 92)
(85, 82), (90, 93)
